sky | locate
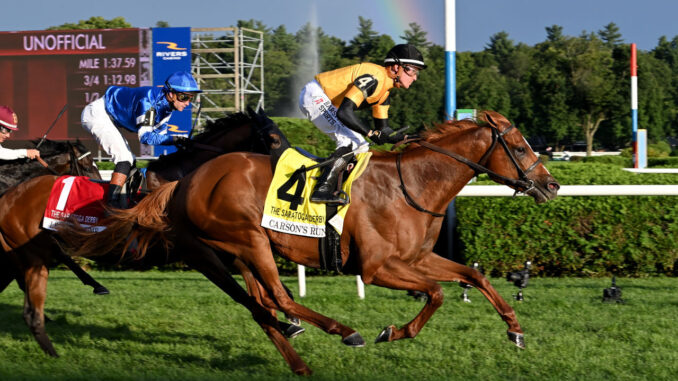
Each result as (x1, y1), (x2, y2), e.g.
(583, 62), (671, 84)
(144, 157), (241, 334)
(3, 0), (678, 52)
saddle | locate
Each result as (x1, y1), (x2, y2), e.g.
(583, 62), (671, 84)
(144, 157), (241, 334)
(267, 147), (361, 274)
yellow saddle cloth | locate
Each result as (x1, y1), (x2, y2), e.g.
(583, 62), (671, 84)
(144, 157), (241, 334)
(261, 148), (371, 238)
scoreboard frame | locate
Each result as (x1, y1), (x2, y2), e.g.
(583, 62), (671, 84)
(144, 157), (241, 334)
(0, 28), (152, 154)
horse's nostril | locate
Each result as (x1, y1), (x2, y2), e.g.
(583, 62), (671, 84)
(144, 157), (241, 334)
(548, 182), (560, 192)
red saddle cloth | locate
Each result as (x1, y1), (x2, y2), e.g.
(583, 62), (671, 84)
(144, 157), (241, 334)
(42, 175), (108, 232)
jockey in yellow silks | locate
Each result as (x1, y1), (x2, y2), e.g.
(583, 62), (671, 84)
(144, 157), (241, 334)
(298, 44), (426, 204)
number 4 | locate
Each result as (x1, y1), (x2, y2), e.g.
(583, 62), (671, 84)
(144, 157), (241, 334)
(277, 168), (307, 211)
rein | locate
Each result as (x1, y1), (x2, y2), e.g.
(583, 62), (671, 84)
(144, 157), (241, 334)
(189, 142), (228, 153)
(67, 142), (94, 177)
(396, 124), (541, 217)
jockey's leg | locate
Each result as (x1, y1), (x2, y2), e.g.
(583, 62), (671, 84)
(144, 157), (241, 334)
(310, 145), (353, 205)
(107, 161), (131, 209)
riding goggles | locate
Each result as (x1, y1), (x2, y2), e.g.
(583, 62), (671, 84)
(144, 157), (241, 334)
(403, 65), (420, 78)
(174, 92), (196, 102)
(0, 126), (12, 135)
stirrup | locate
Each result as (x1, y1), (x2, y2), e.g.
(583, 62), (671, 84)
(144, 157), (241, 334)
(310, 190), (349, 205)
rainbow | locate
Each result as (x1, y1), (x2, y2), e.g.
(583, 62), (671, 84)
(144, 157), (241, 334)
(373, 0), (443, 44)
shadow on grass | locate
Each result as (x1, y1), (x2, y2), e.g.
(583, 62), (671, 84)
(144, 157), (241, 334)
(0, 302), (269, 371)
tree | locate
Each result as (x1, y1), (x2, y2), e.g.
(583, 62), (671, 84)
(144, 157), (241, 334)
(487, 31), (514, 61)
(598, 22), (623, 47)
(565, 34), (616, 155)
(265, 26), (299, 115)
(545, 25), (564, 43)
(346, 16), (382, 61)
(401, 23), (432, 50)
(155, 21), (170, 28)
(458, 66), (512, 118)
(48, 16), (132, 30)
(529, 37), (579, 147)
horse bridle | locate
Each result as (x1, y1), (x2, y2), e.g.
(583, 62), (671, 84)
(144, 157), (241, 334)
(396, 124), (542, 217)
(67, 142), (93, 177)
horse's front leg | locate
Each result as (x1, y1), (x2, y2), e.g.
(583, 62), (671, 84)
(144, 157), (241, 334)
(54, 251), (109, 295)
(414, 252), (524, 348)
(23, 265), (58, 356)
(363, 257), (444, 343)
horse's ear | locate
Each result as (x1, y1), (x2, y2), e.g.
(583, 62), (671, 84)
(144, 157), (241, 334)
(485, 112), (499, 128)
(247, 106), (258, 119)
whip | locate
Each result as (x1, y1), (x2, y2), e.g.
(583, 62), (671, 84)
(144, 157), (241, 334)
(36, 104), (68, 148)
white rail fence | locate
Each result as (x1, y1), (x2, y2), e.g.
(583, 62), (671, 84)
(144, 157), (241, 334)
(300, 184), (678, 299)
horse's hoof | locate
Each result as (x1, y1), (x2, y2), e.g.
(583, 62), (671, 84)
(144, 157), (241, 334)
(507, 331), (525, 349)
(286, 315), (301, 326)
(342, 332), (365, 347)
(93, 286), (110, 295)
(375, 326), (393, 344)
(284, 324), (305, 339)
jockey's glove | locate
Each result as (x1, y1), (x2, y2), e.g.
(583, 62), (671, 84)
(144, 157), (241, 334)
(369, 126), (405, 145)
(173, 136), (193, 149)
(140, 107), (156, 127)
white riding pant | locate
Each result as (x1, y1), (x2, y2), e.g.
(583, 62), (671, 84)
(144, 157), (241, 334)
(81, 98), (134, 164)
(298, 80), (369, 153)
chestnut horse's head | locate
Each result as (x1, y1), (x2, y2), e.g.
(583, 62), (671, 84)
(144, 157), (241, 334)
(478, 111), (559, 203)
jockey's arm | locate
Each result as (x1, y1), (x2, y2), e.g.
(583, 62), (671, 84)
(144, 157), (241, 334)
(0, 146), (30, 160)
(336, 98), (371, 136)
(137, 114), (175, 146)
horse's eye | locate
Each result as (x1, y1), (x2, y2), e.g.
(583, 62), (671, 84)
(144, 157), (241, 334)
(515, 146), (526, 155)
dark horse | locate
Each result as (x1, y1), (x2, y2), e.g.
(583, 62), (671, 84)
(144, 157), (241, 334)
(59, 111), (560, 375)
(0, 111), (298, 360)
(0, 139), (100, 195)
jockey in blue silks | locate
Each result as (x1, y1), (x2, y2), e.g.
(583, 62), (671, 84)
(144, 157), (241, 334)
(81, 71), (201, 207)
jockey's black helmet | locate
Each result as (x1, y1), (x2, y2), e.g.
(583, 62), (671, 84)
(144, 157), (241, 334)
(384, 44), (427, 69)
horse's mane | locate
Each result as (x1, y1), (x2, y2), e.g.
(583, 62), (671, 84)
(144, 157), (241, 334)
(192, 112), (252, 143)
(31, 139), (69, 157)
(420, 118), (484, 142)
(147, 112), (254, 170)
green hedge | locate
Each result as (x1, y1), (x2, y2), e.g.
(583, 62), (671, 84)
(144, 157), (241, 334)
(456, 196), (678, 277)
(458, 162), (678, 276)
(272, 117), (335, 156)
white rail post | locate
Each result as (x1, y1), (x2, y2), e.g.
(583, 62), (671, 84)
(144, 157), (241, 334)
(297, 265), (306, 298)
(356, 276), (365, 299)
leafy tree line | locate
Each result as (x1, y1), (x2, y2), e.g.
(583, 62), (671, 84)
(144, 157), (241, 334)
(52, 17), (678, 154)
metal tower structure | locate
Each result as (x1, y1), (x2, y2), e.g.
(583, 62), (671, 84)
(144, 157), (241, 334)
(191, 27), (264, 127)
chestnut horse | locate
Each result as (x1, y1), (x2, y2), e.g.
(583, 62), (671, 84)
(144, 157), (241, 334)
(0, 111), (300, 361)
(60, 111), (560, 374)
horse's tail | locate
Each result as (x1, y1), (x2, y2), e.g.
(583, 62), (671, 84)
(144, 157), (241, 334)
(57, 181), (179, 261)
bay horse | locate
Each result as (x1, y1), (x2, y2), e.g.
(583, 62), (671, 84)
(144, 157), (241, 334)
(0, 139), (109, 294)
(0, 111), (301, 362)
(59, 110), (560, 374)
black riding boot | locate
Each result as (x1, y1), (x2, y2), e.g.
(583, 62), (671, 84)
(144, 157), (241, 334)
(106, 184), (124, 209)
(310, 146), (353, 205)
(107, 163), (130, 209)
